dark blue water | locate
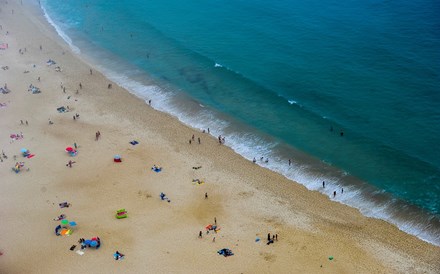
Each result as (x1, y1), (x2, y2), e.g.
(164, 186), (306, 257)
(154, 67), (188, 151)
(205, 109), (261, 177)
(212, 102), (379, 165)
(38, 0), (440, 245)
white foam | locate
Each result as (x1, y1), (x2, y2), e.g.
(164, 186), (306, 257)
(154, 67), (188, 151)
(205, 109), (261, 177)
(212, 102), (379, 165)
(40, 4), (80, 54)
(39, 4), (440, 246)
(214, 62), (223, 68)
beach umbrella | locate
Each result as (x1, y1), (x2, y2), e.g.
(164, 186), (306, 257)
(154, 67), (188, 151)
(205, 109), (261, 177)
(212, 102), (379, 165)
(69, 221), (77, 227)
(65, 147), (73, 152)
(20, 148), (28, 153)
(114, 155), (121, 160)
(84, 239), (92, 245)
(61, 219), (69, 225)
(90, 240), (98, 247)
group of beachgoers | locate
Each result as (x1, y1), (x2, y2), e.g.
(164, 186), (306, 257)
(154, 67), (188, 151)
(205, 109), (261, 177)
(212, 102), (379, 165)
(253, 157), (269, 164)
(189, 134), (201, 144)
(322, 181), (344, 198)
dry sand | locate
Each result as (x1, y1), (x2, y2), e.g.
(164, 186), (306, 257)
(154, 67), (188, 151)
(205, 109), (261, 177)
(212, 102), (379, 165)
(0, 0), (439, 273)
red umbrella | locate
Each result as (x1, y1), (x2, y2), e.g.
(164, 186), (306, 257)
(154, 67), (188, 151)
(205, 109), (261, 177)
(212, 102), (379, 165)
(65, 147), (73, 152)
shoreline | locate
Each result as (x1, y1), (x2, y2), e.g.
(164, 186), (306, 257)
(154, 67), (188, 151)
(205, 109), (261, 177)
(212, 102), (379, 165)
(1, 0), (439, 273)
(38, 0), (440, 247)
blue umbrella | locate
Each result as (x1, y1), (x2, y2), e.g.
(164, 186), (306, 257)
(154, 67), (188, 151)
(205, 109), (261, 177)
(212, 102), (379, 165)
(20, 148), (28, 153)
(84, 239), (92, 245)
(114, 155), (121, 159)
(90, 240), (98, 247)
(69, 221), (77, 227)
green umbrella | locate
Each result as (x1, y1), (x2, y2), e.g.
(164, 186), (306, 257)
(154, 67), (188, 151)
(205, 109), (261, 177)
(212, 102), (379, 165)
(61, 219), (69, 225)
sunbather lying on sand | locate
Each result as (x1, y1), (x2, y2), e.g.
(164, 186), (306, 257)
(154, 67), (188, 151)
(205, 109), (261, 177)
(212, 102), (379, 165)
(53, 214), (66, 221)
(59, 202), (71, 208)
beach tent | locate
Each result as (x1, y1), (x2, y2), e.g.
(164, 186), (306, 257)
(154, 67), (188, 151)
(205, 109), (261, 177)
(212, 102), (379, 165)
(57, 106), (67, 113)
(114, 155), (122, 162)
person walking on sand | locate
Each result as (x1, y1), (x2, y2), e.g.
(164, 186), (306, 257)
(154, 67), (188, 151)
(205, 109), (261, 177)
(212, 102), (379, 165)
(205, 192), (208, 199)
(199, 231), (202, 238)
(198, 137), (201, 144)
(90, 69), (93, 75)
(79, 83), (82, 89)
(267, 233), (271, 241)
(214, 217), (217, 225)
(67, 160), (75, 168)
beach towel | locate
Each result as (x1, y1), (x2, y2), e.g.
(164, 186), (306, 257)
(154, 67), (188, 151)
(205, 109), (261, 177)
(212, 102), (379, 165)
(0, 43), (8, 50)
(10, 134), (23, 140)
(27, 154), (35, 159)
(61, 229), (72, 236)
(76, 250), (84, 256)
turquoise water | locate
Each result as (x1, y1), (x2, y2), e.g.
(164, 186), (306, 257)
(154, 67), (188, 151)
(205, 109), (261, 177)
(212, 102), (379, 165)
(38, 0), (440, 244)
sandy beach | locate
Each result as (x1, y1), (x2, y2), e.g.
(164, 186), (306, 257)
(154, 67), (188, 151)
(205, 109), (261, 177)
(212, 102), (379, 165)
(0, 1), (439, 273)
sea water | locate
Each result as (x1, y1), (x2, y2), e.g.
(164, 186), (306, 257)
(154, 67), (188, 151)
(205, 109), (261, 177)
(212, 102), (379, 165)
(37, 0), (440, 245)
